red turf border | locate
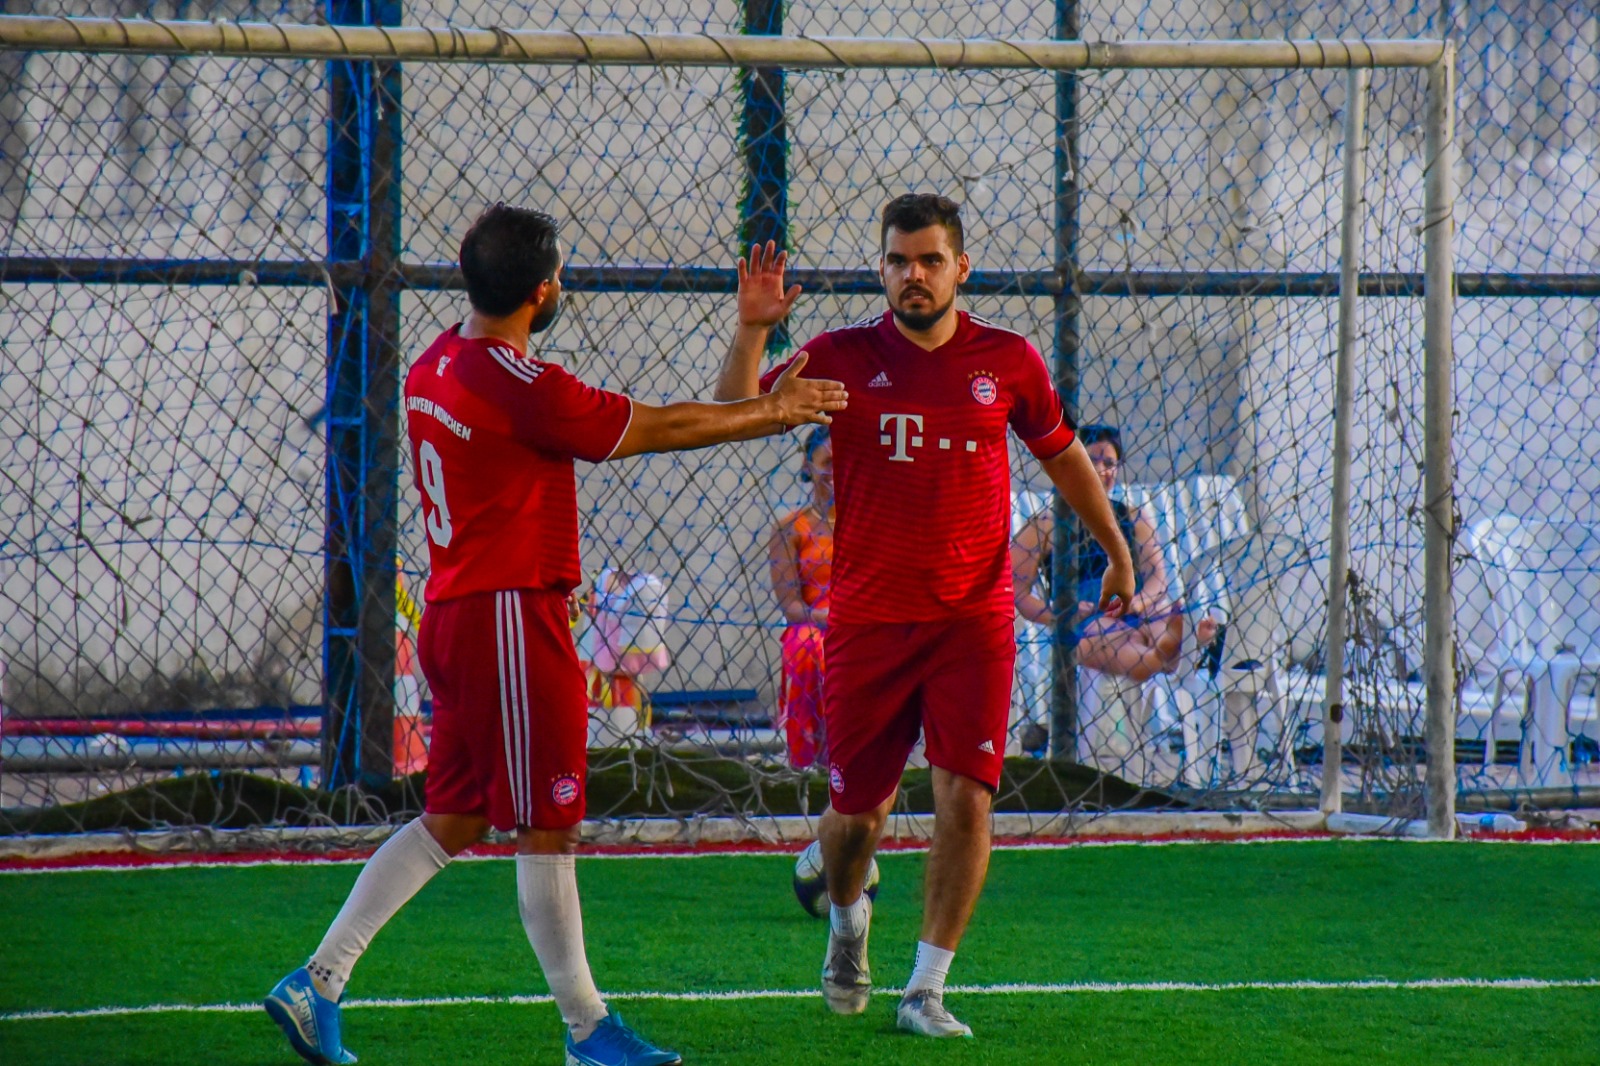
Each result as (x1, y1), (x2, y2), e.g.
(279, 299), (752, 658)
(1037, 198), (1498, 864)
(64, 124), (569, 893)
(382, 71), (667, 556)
(4, 826), (1597, 871)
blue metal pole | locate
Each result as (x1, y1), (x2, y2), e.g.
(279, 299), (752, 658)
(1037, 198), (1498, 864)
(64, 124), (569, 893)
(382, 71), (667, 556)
(324, 0), (402, 790)
(1049, 0), (1082, 761)
(741, 0), (788, 352)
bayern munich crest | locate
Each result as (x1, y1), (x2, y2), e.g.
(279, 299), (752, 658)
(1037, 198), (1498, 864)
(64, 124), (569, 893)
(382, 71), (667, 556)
(551, 774), (581, 806)
(829, 765), (845, 793)
(969, 374), (998, 405)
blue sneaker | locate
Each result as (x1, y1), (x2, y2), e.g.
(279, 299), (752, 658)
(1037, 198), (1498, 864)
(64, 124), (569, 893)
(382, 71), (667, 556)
(264, 966), (357, 1065)
(565, 1011), (682, 1066)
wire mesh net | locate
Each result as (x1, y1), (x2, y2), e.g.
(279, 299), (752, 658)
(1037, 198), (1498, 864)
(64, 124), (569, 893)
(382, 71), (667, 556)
(1, 0), (1596, 840)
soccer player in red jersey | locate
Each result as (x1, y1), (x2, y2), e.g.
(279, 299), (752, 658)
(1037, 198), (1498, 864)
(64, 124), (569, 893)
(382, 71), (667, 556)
(266, 204), (846, 1066)
(716, 193), (1135, 1038)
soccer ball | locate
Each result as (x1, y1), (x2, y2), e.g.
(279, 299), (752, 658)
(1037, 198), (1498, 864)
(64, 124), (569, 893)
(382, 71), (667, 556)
(792, 839), (880, 919)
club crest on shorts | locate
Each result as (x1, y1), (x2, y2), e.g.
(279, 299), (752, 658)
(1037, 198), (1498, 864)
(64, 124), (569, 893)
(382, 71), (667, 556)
(551, 774), (581, 806)
(969, 373), (998, 406)
(829, 764), (845, 793)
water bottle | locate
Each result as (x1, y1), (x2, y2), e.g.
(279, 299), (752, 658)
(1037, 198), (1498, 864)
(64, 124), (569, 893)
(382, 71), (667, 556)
(1457, 812), (1526, 833)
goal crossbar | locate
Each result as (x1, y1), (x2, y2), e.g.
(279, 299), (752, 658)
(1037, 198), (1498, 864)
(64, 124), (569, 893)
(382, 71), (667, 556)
(0, 16), (1445, 71)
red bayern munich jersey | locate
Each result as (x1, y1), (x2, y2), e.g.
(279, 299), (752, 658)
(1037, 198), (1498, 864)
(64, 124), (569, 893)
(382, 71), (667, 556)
(760, 310), (1075, 624)
(404, 325), (632, 603)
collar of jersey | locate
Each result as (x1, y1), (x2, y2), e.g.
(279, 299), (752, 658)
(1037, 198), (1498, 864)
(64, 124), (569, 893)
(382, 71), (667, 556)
(451, 323), (531, 361)
(876, 308), (975, 357)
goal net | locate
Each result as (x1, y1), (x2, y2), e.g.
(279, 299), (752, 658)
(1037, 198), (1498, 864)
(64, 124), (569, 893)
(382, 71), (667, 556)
(0, 0), (1593, 846)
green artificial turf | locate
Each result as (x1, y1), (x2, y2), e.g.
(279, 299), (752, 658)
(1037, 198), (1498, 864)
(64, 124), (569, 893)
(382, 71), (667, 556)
(3, 841), (1596, 1064)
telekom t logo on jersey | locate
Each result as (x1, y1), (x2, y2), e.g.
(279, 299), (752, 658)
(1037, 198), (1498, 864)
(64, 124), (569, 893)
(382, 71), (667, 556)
(879, 414), (923, 462)
(879, 413), (981, 462)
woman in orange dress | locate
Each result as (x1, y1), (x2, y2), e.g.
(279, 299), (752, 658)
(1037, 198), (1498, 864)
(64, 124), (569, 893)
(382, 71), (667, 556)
(768, 427), (834, 768)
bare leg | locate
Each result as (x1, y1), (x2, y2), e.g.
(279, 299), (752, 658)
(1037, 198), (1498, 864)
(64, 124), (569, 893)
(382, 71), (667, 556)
(514, 824), (581, 856)
(1154, 613), (1185, 665)
(820, 793), (894, 905)
(420, 811), (491, 857)
(416, 813), (584, 859)
(819, 794), (894, 1015)
(1076, 627), (1171, 683)
(919, 769), (993, 950)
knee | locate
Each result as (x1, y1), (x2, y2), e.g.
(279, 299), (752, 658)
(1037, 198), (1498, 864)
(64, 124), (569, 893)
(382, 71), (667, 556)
(420, 812), (490, 856)
(516, 823), (582, 855)
(824, 801), (890, 843)
(936, 774), (993, 824)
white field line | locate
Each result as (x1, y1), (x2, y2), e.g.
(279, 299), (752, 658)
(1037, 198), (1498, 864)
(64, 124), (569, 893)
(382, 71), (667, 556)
(5, 976), (1598, 1023)
(4, 833), (1594, 876)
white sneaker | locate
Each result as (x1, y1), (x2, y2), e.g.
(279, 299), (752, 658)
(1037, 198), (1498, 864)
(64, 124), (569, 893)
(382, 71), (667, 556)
(820, 903), (871, 1015)
(896, 989), (973, 1038)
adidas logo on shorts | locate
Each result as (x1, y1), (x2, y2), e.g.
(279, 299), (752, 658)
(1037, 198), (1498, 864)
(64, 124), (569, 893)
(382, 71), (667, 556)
(978, 739), (996, 754)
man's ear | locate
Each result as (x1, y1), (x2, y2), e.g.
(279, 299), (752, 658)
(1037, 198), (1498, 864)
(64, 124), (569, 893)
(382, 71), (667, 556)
(956, 251), (972, 283)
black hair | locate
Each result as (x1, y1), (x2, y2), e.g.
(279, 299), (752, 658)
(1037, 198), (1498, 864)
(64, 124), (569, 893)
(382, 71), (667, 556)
(799, 425), (831, 483)
(459, 203), (562, 317)
(880, 193), (964, 255)
(1078, 423), (1124, 461)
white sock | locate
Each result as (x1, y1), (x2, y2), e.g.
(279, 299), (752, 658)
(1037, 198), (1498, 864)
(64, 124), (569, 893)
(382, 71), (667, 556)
(517, 854), (609, 1041)
(830, 895), (870, 939)
(906, 940), (956, 997)
(308, 819), (450, 1000)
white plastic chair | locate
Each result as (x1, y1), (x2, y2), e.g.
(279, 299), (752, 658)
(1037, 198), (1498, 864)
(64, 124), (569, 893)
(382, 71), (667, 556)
(1009, 489), (1052, 755)
(1175, 531), (1307, 788)
(1462, 515), (1600, 786)
(1078, 476), (1249, 784)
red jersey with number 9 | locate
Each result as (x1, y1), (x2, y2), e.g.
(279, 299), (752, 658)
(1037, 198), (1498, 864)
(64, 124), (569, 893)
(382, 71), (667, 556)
(403, 326), (633, 604)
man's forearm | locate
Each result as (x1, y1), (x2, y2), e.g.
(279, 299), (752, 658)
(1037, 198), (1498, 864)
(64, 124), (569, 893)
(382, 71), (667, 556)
(1042, 443), (1134, 568)
(635, 395), (784, 454)
(611, 394), (791, 459)
(712, 322), (769, 401)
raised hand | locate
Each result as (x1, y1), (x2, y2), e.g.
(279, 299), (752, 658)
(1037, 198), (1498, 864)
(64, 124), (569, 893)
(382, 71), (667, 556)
(738, 240), (803, 329)
(770, 350), (848, 427)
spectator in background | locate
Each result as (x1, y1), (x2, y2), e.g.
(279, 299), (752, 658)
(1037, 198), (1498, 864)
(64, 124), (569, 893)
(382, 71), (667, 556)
(394, 563), (429, 774)
(584, 567), (672, 729)
(1011, 424), (1217, 682)
(768, 426), (834, 768)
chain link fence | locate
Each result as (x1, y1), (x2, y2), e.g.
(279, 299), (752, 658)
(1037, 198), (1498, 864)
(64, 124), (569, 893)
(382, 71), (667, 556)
(0, 0), (1595, 839)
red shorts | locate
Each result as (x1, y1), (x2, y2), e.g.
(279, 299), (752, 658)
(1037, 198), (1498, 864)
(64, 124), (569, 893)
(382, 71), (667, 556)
(418, 588), (588, 831)
(822, 613), (1014, 815)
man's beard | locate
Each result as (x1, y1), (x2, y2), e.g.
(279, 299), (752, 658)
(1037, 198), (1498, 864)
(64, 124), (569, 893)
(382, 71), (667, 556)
(890, 290), (954, 333)
(530, 291), (562, 333)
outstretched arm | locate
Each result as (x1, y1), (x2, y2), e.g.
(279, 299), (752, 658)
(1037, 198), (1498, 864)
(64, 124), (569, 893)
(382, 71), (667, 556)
(611, 352), (844, 459)
(714, 241), (801, 402)
(1037, 440), (1136, 615)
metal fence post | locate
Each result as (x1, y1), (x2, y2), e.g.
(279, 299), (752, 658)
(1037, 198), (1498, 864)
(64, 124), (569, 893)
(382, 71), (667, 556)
(324, 0), (403, 790)
(1320, 67), (1369, 816)
(1422, 47), (1458, 838)
(1049, 0), (1083, 761)
(741, 0), (788, 353)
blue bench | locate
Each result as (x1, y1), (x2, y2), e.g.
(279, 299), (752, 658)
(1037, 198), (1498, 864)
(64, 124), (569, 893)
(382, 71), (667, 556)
(648, 688), (766, 727)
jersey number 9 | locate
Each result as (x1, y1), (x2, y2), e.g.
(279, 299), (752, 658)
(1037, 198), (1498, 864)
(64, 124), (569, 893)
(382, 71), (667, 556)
(419, 440), (454, 548)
